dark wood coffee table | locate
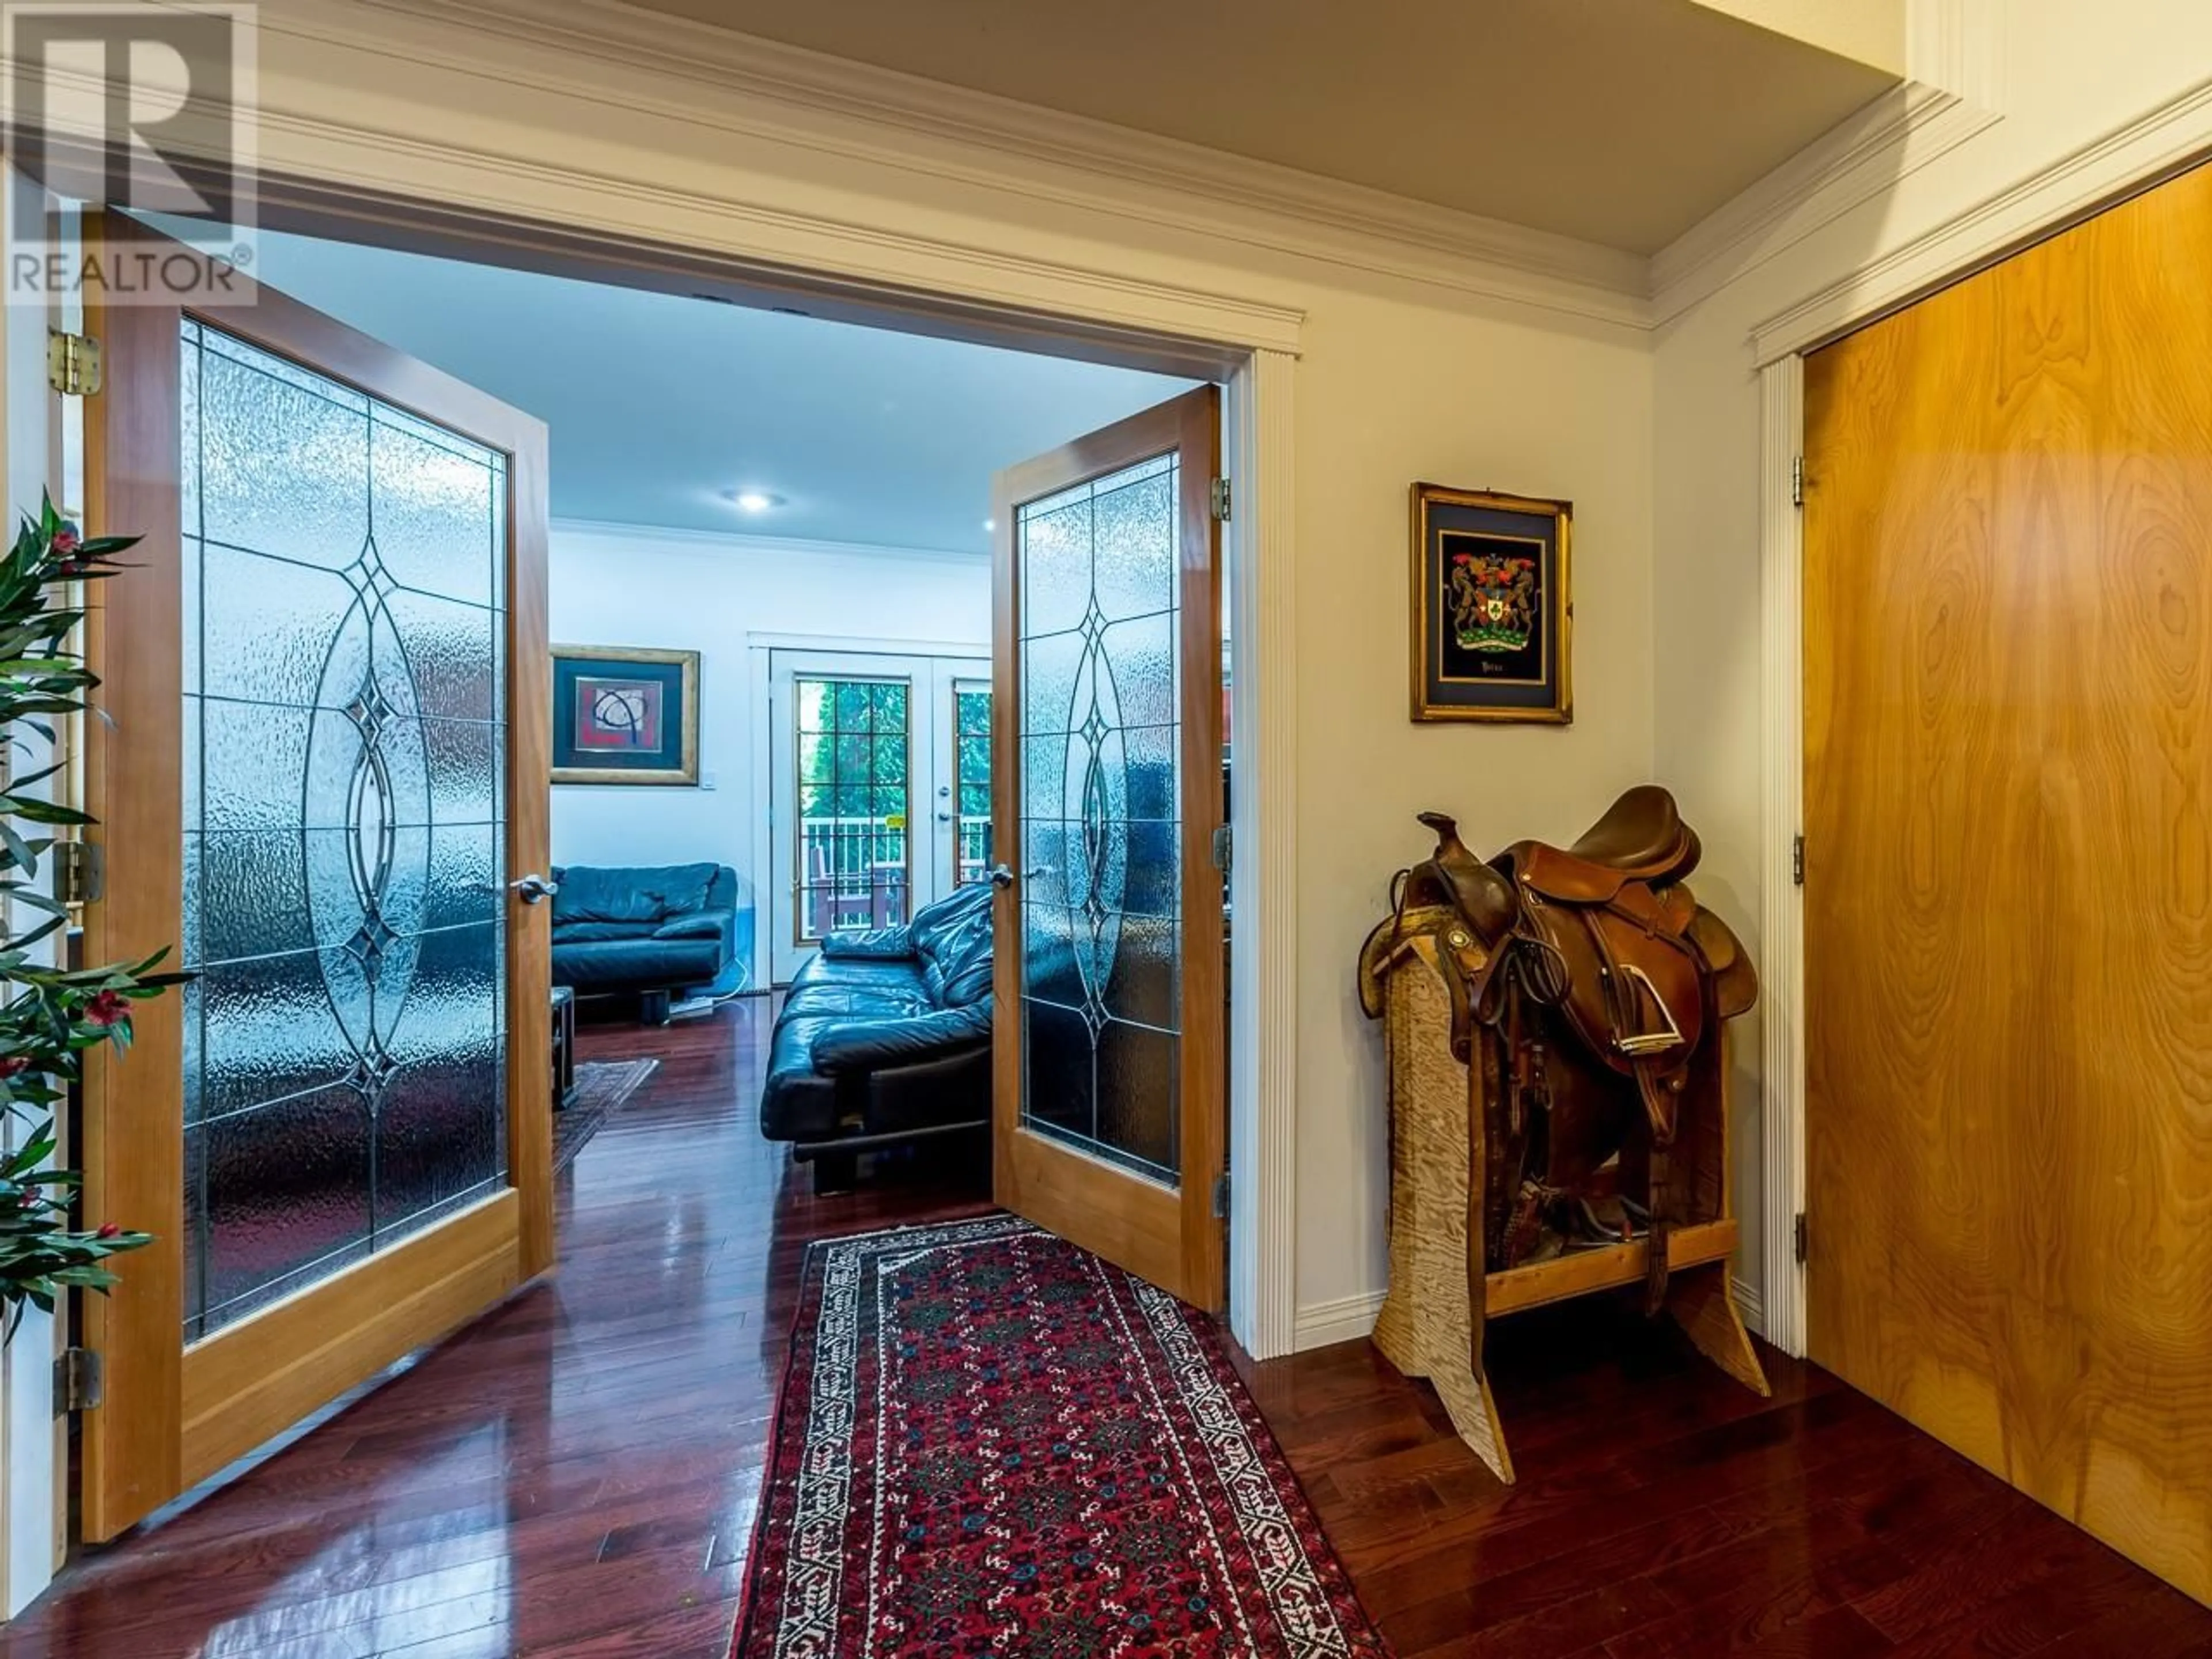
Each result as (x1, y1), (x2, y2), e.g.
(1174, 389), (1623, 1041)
(551, 985), (577, 1109)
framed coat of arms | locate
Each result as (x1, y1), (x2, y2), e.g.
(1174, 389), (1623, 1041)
(1408, 483), (1573, 724)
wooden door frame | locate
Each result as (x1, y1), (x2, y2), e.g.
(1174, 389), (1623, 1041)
(36, 195), (1297, 1380)
(989, 385), (1225, 1310)
(1749, 141), (2212, 1361)
(77, 218), (552, 1536)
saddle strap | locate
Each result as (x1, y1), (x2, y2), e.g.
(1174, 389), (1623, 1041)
(1645, 1151), (1675, 1315)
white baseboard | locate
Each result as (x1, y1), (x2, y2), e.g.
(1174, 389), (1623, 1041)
(1733, 1275), (1766, 1337)
(1291, 1289), (1387, 1351)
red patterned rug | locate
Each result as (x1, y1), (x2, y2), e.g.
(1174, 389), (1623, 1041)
(732, 1214), (1392, 1657)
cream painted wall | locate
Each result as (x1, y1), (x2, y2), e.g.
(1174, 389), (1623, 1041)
(1653, 0), (2212, 1297)
(1293, 301), (1654, 1315)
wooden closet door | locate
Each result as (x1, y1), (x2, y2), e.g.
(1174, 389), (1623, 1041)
(1803, 160), (2212, 1604)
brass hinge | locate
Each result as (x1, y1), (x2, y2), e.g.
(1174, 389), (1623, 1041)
(1790, 455), (1805, 508)
(1211, 1172), (1229, 1220)
(1793, 1211), (1808, 1266)
(1209, 477), (1232, 521)
(47, 330), (102, 397)
(1210, 824), (1232, 874)
(56, 840), (104, 907)
(54, 1347), (103, 1415)
(1791, 834), (1805, 887)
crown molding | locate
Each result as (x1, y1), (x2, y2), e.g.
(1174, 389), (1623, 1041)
(550, 516), (987, 566)
(1650, 0), (2005, 326)
(257, 0), (1652, 332)
(1751, 65), (2212, 362)
(1650, 82), (1999, 325)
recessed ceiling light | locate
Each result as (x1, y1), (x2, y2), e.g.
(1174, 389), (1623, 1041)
(983, 518), (996, 532)
(725, 489), (783, 513)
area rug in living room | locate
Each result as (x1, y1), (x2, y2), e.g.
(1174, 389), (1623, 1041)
(732, 1214), (1391, 1658)
(552, 1058), (658, 1175)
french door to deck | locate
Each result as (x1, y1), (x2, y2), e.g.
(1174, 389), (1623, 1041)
(990, 387), (1226, 1310)
(76, 217), (552, 1538)
(766, 649), (988, 984)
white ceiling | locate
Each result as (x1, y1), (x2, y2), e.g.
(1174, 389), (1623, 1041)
(236, 228), (1199, 554)
(620, 0), (1904, 255)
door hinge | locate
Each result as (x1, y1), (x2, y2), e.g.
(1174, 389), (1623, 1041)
(47, 330), (102, 397)
(1210, 824), (1232, 874)
(1793, 1211), (1809, 1266)
(1790, 455), (1805, 508)
(55, 839), (104, 907)
(1209, 476), (1232, 521)
(1211, 1172), (1230, 1220)
(1791, 834), (1805, 887)
(54, 1347), (103, 1415)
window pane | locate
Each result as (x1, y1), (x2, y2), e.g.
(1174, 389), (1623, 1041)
(793, 676), (912, 940)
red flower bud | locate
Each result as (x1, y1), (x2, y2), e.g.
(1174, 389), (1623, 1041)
(83, 990), (129, 1028)
(94, 1222), (120, 1240)
(51, 526), (79, 556)
(0, 1057), (28, 1080)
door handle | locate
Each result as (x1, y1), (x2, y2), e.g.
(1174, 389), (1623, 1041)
(987, 864), (1016, 890)
(509, 873), (559, 905)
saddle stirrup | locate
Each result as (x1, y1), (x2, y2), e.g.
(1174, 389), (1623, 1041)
(1613, 964), (1685, 1056)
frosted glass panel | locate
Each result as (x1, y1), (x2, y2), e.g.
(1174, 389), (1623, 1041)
(1017, 452), (1183, 1184)
(181, 320), (509, 1339)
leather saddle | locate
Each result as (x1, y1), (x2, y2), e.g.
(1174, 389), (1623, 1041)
(1361, 787), (1757, 1304)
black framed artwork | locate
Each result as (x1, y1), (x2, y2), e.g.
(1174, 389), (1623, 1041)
(1408, 484), (1573, 724)
(551, 644), (700, 784)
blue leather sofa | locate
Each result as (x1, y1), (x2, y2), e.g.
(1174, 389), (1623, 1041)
(550, 863), (745, 1023)
(761, 882), (993, 1191)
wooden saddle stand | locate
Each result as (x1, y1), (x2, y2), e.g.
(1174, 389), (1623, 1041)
(1357, 785), (1768, 1482)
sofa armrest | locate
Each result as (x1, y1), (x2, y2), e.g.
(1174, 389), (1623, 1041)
(818, 922), (916, 961)
(810, 1002), (993, 1074)
(654, 907), (733, 944)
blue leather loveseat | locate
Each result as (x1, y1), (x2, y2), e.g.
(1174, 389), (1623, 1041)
(550, 863), (746, 1023)
(760, 882), (993, 1191)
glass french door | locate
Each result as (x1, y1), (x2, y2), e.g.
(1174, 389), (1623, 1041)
(990, 386), (1225, 1310)
(76, 216), (551, 1538)
(766, 650), (987, 983)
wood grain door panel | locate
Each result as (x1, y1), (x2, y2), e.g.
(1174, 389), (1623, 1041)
(1804, 160), (2212, 1605)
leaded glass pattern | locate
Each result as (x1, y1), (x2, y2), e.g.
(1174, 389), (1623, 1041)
(1018, 452), (1181, 1183)
(180, 319), (509, 1342)
(794, 677), (912, 940)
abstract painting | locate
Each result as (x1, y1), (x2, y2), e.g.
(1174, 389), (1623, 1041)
(551, 645), (699, 783)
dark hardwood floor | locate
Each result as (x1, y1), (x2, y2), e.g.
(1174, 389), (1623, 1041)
(6, 999), (2207, 1658)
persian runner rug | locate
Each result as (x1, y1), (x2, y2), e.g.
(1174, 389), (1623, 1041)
(732, 1214), (1392, 1657)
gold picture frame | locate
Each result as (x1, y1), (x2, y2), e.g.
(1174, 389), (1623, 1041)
(1408, 483), (1573, 724)
(551, 643), (701, 785)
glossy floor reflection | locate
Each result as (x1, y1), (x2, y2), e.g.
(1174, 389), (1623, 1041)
(9, 999), (2210, 1658)
(3, 999), (988, 1659)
